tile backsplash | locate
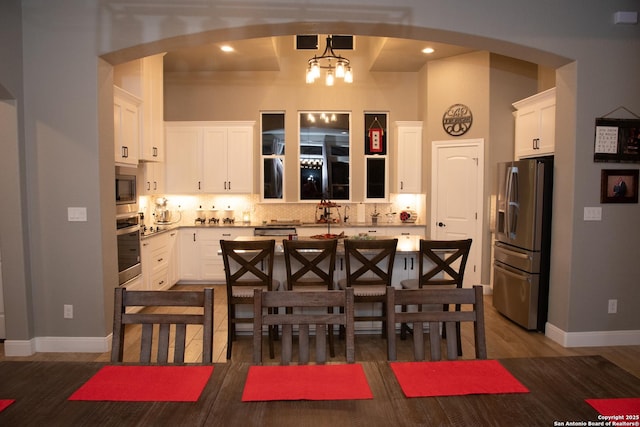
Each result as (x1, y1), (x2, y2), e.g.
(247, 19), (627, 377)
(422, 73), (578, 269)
(139, 193), (425, 226)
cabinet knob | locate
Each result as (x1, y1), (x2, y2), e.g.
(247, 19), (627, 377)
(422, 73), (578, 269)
(437, 222), (446, 227)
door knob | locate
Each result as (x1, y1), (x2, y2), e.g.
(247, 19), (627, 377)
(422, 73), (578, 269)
(437, 222), (446, 227)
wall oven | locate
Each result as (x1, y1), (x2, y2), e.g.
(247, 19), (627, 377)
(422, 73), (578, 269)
(116, 213), (141, 285)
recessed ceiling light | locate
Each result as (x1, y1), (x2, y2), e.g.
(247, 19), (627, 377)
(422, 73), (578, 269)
(220, 45), (234, 53)
(422, 47), (435, 54)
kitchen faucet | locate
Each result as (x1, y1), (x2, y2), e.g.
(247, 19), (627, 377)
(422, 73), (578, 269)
(343, 205), (350, 223)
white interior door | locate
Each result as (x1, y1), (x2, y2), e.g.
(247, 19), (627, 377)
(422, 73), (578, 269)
(431, 139), (484, 287)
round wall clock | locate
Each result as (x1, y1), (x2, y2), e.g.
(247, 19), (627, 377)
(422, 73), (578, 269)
(442, 104), (473, 136)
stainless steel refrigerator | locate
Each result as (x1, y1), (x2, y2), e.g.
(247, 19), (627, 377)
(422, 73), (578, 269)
(493, 157), (553, 331)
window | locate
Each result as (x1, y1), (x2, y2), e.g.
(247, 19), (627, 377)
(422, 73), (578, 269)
(299, 112), (350, 200)
(261, 112), (285, 200)
(364, 112), (389, 200)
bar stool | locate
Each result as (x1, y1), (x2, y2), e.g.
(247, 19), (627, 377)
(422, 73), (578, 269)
(399, 238), (472, 355)
(221, 239), (280, 360)
(283, 238), (338, 356)
(337, 238), (398, 338)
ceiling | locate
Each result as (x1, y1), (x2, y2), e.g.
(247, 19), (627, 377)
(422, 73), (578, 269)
(163, 35), (474, 74)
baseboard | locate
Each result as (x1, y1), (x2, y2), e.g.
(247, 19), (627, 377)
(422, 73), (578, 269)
(3, 339), (36, 357)
(545, 322), (640, 347)
(3, 335), (113, 356)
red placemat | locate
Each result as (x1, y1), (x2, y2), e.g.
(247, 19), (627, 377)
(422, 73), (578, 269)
(0, 399), (15, 412)
(390, 360), (529, 398)
(242, 364), (373, 401)
(68, 365), (213, 402)
(586, 398), (640, 417)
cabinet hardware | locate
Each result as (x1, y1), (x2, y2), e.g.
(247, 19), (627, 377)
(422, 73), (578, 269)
(152, 147), (158, 157)
(193, 233), (196, 242)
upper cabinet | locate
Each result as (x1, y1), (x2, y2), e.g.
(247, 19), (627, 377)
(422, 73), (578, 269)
(113, 86), (141, 167)
(113, 54), (165, 165)
(139, 54), (165, 162)
(395, 121), (422, 193)
(165, 121), (255, 194)
(513, 87), (556, 159)
(143, 161), (165, 195)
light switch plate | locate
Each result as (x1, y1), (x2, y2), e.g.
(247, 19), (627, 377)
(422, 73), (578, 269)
(583, 207), (602, 221)
(68, 207), (87, 222)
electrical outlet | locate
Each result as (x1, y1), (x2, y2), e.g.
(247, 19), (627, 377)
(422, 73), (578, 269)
(63, 304), (73, 319)
(607, 299), (617, 314)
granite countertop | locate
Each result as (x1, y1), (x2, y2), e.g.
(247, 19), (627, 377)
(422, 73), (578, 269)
(232, 233), (423, 253)
(141, 221), (425, 240)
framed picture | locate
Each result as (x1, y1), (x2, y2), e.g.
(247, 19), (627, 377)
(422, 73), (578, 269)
(364, 112), (387, 155)
(600, 169), (639, 203)
(594, 118), (640, 163)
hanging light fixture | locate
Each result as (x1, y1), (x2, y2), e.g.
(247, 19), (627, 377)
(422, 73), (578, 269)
(306, 36), (352, 86)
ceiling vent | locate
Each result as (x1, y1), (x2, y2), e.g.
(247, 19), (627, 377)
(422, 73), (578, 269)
(296, 35), (354, 50)
(296, 35), (318, 50)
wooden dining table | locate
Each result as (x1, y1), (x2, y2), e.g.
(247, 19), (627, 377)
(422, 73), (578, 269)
(0, 355), (638, 426)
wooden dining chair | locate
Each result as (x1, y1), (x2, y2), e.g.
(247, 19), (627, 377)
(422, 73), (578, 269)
(386, 285), (487, 361)
(283, 238), (338, 356)
(399, 238), (472, 354)
(252, 288), (355, 365)
(221, 239), (279, 360)
(337, 238), (397, 337)
(111, 287), (214, 364)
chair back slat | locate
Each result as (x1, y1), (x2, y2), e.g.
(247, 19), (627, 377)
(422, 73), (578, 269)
(387, 285), (487, 361)
(253, 288), (355, 365)
(111, 287), (214, 364)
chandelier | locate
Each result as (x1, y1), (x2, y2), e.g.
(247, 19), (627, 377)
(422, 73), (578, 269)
(306, 36), (353, 86)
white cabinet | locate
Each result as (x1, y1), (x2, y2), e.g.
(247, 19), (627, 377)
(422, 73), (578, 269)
(114, 86), (141, 166)
(165, 122), (255, 194)
(395, 121), (422, 193)
(143, 161), (165, 195)
(141, 232), (175, 291)
(166, 230), (179, 286)
(513, 87), (556, 159)
(140, 54), (165, 162)
(178, 227), (249, 282)
(165, 125), (200, 193)
(392, 253), (417, 287)
(205, 125), (254, 193)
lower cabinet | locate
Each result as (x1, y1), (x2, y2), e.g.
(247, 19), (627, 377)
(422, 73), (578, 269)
(392, 252), (417, 289)
(141, 231), (177, 291)
(178, 228), (250, 282)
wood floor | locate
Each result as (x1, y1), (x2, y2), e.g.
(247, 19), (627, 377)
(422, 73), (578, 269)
(2, 284), (639, 379)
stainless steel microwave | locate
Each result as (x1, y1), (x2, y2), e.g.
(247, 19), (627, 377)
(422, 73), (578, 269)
(115, 174), (136, 205)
